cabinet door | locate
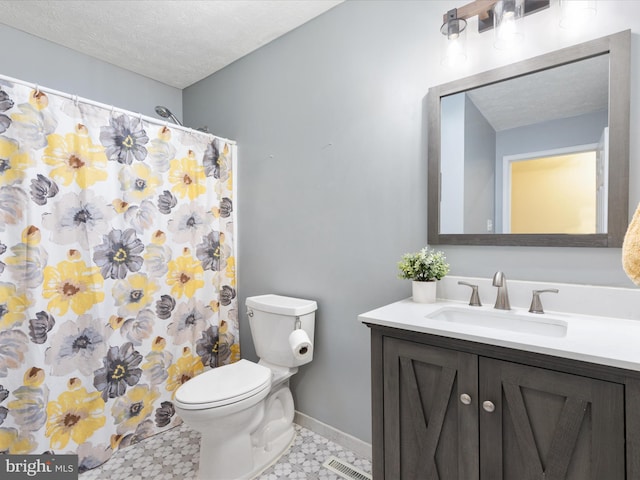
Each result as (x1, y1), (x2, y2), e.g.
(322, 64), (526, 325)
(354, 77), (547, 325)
(479, 357), (625, 480)
(383, 337), (479, 480)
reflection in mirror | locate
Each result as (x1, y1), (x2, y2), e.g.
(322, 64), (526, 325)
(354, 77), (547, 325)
(428, 30), (630, 247)
(439, 54), (609, 235)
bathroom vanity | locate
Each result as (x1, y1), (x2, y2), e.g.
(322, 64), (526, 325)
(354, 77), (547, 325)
(360, 296), (640, 480)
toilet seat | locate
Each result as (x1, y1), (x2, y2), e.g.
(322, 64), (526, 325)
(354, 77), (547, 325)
(175, 359), (271, 410)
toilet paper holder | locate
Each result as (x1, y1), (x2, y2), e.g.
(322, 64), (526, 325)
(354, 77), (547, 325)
(292, 316), (310, 356)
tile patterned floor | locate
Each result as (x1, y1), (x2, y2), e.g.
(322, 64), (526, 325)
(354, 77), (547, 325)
(79, 422), (372, 480)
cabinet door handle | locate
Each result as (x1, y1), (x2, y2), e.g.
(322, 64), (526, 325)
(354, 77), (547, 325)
(482, 400), (495, 413)
(460, 393), (472, 405)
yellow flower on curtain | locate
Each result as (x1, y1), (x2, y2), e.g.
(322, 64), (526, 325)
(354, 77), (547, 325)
(45, 378), (106, 450)
(0, 428), (36, 454)
(43, 127), (108, 188)
(0, 282), (33, 329)
(168, 153), (206, 200)
(0, 136), (31, 185)
(166, 249), (204, 298)
(166, 347), (204, 397)
(111, 384), (160, 434)
(225, 256), (236, 287)
(230, 343), (241, 363)
(42, 252), (105, 316)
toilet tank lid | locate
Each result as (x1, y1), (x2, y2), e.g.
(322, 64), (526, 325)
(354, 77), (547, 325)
(246, 294), (317, 316)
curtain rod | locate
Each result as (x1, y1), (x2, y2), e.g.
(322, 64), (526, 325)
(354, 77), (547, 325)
(0, 72), (237, 146)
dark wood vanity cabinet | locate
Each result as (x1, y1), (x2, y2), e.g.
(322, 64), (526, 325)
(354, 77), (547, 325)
(369, 325), (637, 480)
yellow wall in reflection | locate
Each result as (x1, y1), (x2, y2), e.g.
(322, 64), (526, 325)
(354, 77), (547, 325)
(511, 152), (596, 234)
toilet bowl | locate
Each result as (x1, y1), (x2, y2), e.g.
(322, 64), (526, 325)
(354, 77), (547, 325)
(174, 294), (317, 480)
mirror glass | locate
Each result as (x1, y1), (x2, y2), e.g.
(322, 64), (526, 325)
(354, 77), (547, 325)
(428, 31), (630, 247)
(440, 55), (608, 235)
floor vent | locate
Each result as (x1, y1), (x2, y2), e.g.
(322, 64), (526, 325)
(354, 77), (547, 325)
(322, 456), (372, 480)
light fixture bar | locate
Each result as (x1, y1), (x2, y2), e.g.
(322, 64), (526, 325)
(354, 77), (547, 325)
(443, 0), (550, 33)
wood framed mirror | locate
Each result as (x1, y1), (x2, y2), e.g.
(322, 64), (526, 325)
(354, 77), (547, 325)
(427, 30), (630, 247)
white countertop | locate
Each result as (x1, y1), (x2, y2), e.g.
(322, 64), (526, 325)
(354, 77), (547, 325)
(359, 298), (640, 372)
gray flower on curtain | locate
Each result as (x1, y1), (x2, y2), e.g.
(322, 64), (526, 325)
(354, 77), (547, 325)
(0, 329), (29, 377)
(220, 285), (236, 307)
(220, 197), (233, 218)
(6, 368), (49, 431)
(155, 295), (175, 320)
(28, 311), (55, 344)
(0, 186), (29, 233)
(120, 309), (154, 346)
(44, 314), (111, 376)
(77, 442), (112, 473)
(99, 114), (149, 164)
(112, 418), (154, 449)
(154, 401), (175, 428)
(168, 298), (212, 345)
(168, 203), (213, 244)
(93, 342), (143, 402)
(196, 231), (220, 271)
(157, 190), (177, 214)
(93, 229), (144, 279)
(42, 190), (114, 250)
(202, 138), (220, 177)
(29, 174), (59, 206)
(0, 89), (13, 134)
(0, 242), (5, 274)
(123, 200), (157, 234)
(0, 384), (7, 425)
(196, 324), (235, 368)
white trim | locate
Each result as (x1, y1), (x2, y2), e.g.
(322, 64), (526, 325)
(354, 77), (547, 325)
(501, 142), (599, 233)
(294, 411), (372, 461)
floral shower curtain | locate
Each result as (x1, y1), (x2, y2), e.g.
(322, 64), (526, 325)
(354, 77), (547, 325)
(0, 77), (239, 471)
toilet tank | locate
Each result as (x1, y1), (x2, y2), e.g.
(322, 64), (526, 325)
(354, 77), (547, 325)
(246, 294), (317, 367)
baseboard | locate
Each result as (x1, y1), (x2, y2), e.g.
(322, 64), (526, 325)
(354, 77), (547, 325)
(293, 411), (372, 461)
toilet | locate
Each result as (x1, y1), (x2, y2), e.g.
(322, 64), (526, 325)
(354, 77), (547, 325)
(174, 294), (317, 480)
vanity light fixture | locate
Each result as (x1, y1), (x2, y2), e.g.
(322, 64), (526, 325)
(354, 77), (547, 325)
(440, 0), (551, 62)
(440, 9), (468, 66)
(494, 0), (525, 49)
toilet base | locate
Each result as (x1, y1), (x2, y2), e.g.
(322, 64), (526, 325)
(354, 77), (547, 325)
(192, 381), (297, 480)
(245, 426), (296, 480)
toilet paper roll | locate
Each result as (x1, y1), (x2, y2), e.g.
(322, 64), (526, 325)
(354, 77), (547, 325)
(289, 329), (313, 360)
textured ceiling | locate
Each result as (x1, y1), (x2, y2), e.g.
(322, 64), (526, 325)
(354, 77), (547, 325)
(0, 0), (343, 89)
(467, 54), (609, 131)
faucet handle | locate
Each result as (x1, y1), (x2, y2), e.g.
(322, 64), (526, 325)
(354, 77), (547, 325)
(458, 281), (482, 307)
(529, 289), (559, 314)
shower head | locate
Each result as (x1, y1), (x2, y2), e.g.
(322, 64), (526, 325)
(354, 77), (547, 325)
(154, 105), (183, 126)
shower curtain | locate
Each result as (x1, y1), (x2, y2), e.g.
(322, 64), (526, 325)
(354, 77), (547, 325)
(0, 77), (239, 471)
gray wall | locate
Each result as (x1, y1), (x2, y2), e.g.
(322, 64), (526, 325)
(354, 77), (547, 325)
(464, 95), (496, 234)
(441, 93), (465, 233)
(0, 25), (182, 118)
(183, 0), (640, 445)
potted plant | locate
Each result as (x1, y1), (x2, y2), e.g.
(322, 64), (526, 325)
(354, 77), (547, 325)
(398, 246), (450, 303)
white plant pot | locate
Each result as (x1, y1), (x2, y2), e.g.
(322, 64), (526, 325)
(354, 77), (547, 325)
(412, 280), (437, 303)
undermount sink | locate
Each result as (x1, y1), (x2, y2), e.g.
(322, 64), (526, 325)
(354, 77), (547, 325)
(426, 306), (568, 337)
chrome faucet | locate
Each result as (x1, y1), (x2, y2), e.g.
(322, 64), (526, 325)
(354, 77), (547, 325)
(492, 271), (511, 310)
